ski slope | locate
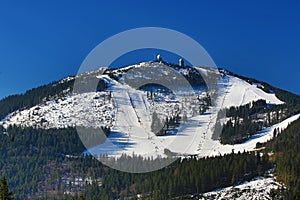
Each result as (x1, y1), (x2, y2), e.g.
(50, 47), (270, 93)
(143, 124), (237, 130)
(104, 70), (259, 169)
(87, 74), (297, 159)
(88, 76), (165, 157)
(196, 75), (298, 157)
(222, 76), (284, 107)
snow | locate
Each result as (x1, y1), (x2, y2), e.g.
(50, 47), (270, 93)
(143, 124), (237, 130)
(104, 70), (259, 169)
(222, 76), (283, 108)
(200, 112), (300, 157)
(201, 175), (282, 199)
(1, 62), (296, 160)
(192, 75), (298, 157)
(56, 76), (75, 85)
(87, 76), (175, 158)
(2, 91), (114, 129)
(194, 75), (298, 157)
(86, 73), (296, 159)
(195, 67), (208, 76)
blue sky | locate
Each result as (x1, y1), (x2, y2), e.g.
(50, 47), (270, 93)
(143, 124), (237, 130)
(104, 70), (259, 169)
(0, 1), (300, 99)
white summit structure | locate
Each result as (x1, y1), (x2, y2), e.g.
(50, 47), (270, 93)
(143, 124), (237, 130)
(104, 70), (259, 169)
(179, 58), (184, 67)
(156, 54), (162, 62)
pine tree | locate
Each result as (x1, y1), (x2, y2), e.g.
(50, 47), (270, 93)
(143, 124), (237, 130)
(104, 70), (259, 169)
(0, 176), (14, 200)
(182, 113), (187, 123)
(79, 194), (85, 200)
(151, 112), (163, 136)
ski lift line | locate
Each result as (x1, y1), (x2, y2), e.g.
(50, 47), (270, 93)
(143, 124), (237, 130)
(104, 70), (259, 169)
(207, 93), (228, 157)
(241, 88), (250, 106)
(196, 85), (228, 156)
(126, 91), (140, 125)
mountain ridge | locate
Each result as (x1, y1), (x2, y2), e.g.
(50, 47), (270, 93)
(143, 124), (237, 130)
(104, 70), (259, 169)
(1, 62), (299, 122)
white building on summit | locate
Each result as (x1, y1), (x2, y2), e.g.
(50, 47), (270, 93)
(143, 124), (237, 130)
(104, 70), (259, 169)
(156, 54), (162, 62)
(179, 58), (184, 67)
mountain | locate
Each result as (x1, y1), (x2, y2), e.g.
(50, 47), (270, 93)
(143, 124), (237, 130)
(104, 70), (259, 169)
(0, 60), (300, 199)
(1, 61), (299, 158)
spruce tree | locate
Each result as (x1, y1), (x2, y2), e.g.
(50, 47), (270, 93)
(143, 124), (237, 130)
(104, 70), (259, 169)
(0, 176), (14, 200)
(151, 112), (163, 136)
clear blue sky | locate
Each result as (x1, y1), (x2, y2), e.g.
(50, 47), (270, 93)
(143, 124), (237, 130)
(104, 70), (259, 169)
(0, 1), (300, 99)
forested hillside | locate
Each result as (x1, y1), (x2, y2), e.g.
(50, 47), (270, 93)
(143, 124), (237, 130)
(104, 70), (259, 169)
(0, 74), (108, 121)
(0, 78), (75, 120)
(265, 117), (300, 199)
(96, 152), (271, 199)
(0, 124), (273, 200)
(219, 99), (300, 144)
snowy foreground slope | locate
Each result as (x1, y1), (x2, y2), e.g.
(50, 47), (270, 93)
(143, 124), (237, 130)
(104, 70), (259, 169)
(1, 62), (299, 159)
(201, 175), (282, 200)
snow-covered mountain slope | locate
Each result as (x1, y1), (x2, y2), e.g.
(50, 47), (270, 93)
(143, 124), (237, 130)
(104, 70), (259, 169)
(222, 75), (284, 108)
(87, 75), (207, 158)
(1, 61), (299, 159)
(1, 91), (114, 129)
(201, 175), (282, 199)
(84, 64), (296, 159)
